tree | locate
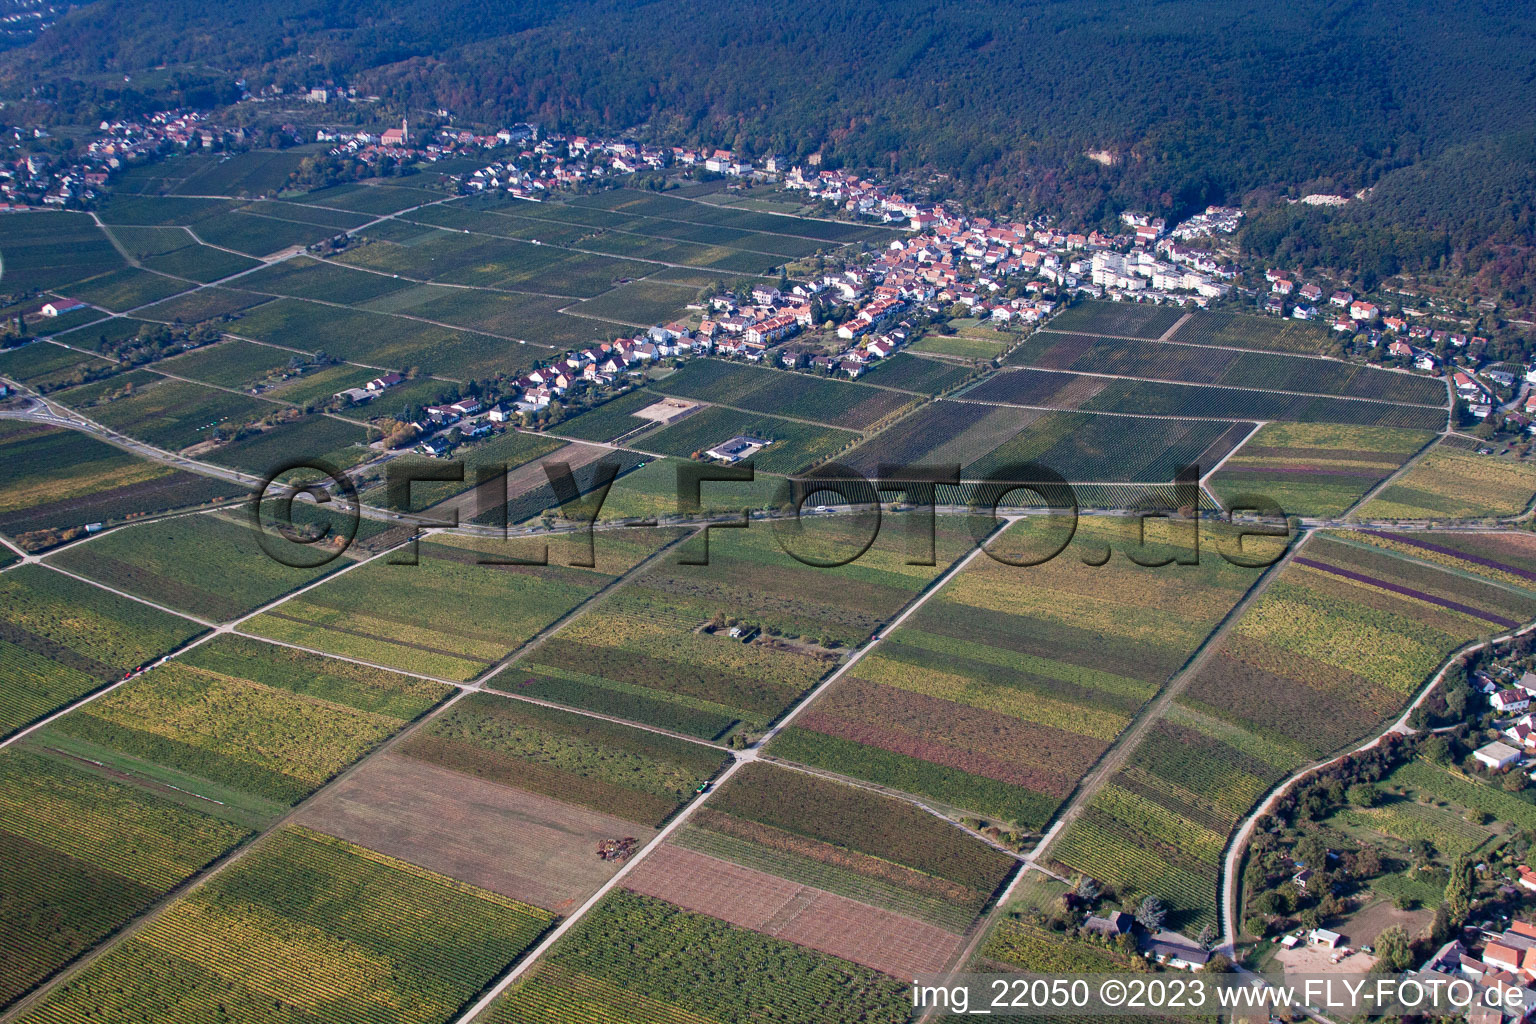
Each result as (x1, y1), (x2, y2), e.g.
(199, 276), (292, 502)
(1347, 783), (1381, 808)
(1352, 844), (1383, 878)
(1196, 924), (1217, 950)
(1073, 876), (1100, 902)
(1202, 953), (1233, 974)
(1374, 925), (1414, 972)
(1135, 896), (1166, 933)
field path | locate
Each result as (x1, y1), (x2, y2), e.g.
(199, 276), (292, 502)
(450, 522), (1004, 1023)
(1215, 614), (1536, 957)
(919, 526), (1306, 1017)
(984, 362), (1447, 410)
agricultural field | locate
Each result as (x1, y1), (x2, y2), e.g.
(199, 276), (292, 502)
(301, 180), (443, 215)
(205, 414), (376, 474)
(94, 193), (234, 224)
(476, 448), (652, 527)
(977, 914), (1145, 973)
(636, 405), (859, 475)
(1045, 300), (1187, 340)
(188, 208), (335, 256)
(398, 691), (727, 827)
(0, 421), (240, 548)
(0, 748), (251, 1011)
(1054, 529), (1536, 929)
(482, 890), (912, 1024)
(237, 255), (417, 304)
(1385, 758), (1536, 833)
(52, 317), (161, 353)
(650, 358), (915, 431)
(965, 369), (1446, 429)
(1049, 703), (1296, 933)
(265, 363), (377, 406)
(337, 226), (653, 296)
(136, 286), (272, 324)
(500, 516), (975, 739)
(244, 527), (679, 681)
(138, 238), (263, 283)
(68, 374), (278, 451)
(0, 565), (206, 740)
(64, 267), (188, 312)
(878, 386), (1254, 487)
(37, 633), (450, 810)
(227, 296), (548, 378)
(16, 825), (555, 1024)
(548, 387), (667, 442)
(153, 338), (298, 390)
(1208, 422), (1436, 517)
(669, 761), (1014, 940)
(961, 409), (1255, 483)
(0, 212), (125, 295)
(163, 147), (314, 197)
(361, 428), (567, 511)
(45, 508), (374, 623)
(296, 749), (656, 913)
(838, 401), (1042, 478)
(770, 516), (1267, 829)
(1342, 528), (1536, 593)
(571, 278), (700, 326)
(1354, 445), (1536, 519)
(1079, 378), (1445, 429)
(1169, 308), (1335, 355)
(0, 341), (116, 393)
(856, 352), (976, 395)
(1009, 331), (1446, 405)
(585, 456), (783, 521)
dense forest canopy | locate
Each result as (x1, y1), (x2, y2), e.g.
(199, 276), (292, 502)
(8, 0), (1536, 287)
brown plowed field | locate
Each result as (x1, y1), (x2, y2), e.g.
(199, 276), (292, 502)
(622, 844), (964, 977)
(296, 752), (654, 913)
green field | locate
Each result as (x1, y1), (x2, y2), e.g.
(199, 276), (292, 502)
(400, 691), (728, 827)
(501, 516), (975, 739)
(0, 212), (125, 295)
(637, 405), (858, 475)
(0, 341), (117, 393)
(45, 509), (373, 622)
(0, 748), (251, 1010)
(204, 414), (375, 474)
(1355, 446), (1536, 519)
(1209, 422), (1435, 517)
(771, 516), (1264, 829)
(1054, 528), (1536, 930)
(244, 528), (679, 681)
(0, 421), (239, 548)
(41, 634), (450, 807)
(76, 374), (278, 450)
(651, 358), (915, 431)
(0, 565), (206, 740)
(16, 825), (554, 1024)
(483, 890), (910, 1024)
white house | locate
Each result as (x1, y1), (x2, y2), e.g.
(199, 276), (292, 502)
(1474, 741), (1522, 771)
(39, 298), (87, 317)
(1492, 688), (1531, 714)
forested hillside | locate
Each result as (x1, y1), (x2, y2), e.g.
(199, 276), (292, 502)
(8, 0), (1536, 287)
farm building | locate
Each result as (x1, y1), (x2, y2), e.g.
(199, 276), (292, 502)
(39, 297), (87, 316)
(1308, 928), (1343, 949)
(1083, 910), (1132, 937)
(705, 435), (771, 463)
(1474, 741), (1522, 771)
